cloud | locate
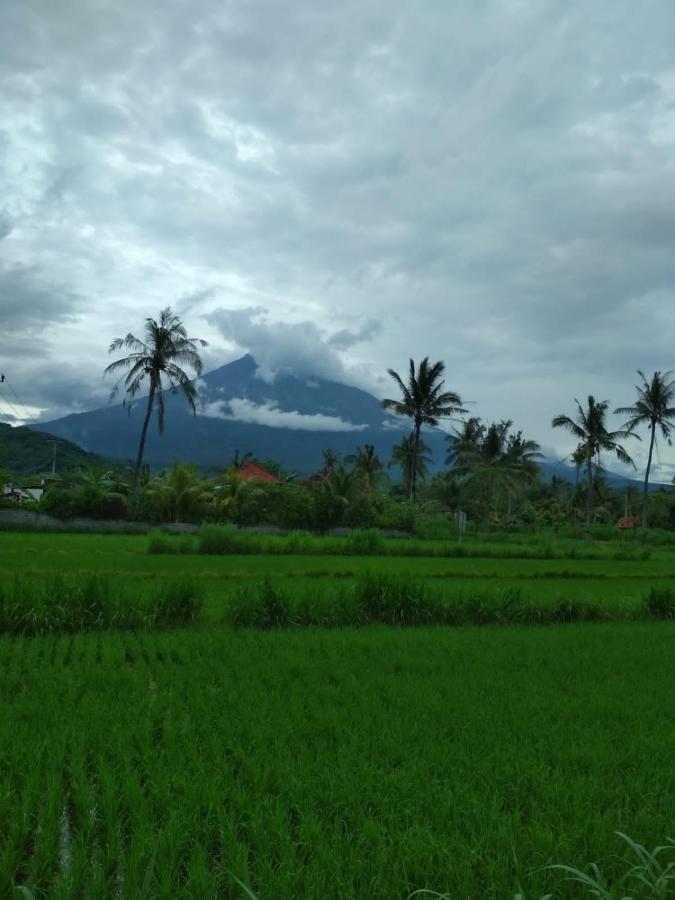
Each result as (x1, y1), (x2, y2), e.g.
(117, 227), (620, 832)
(0, 264), (83, 330)
(2, 0), (675, 478)
(205, 305), (377, 385)
(201, 397), (367, 432)
(328, 319), (381, 351)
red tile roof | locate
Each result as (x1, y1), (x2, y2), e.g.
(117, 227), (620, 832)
(237, 462), (282, 484)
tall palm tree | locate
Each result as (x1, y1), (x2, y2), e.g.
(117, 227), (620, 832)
(552, 396), (634, 533)
(389, 434), (432, 498)
(346, 443), (384, 491)
(104, 308), (206, 489)
(382, 358), (466, 500)
(615, 370), (675, 528)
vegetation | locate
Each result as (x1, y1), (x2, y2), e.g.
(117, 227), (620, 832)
(0, 574), (202, 635)
(0, 423), (106, 477)
(615, 370), (675, 528)
(552, 396), (635, 533)
(0, 613), (671, 897)
(104, 307), (206, 489)
(382, 357), (466, 500)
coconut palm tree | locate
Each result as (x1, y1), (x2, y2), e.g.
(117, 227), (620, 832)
(552, 396), (634, 533)
(615, 370), (675, 528)
(346, 444), (384, 491)
(321, 448), (340, 475)
(449, 419), (542, 527)
(382, 358), (466, 500)
(104, 308), (206, 489)
(389, 434), (432, 498)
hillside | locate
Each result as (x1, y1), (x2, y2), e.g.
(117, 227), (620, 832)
(0, 423), (105, 477)
(35, 354), (449, 473)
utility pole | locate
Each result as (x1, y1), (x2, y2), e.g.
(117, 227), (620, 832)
(47, 440), (62, 474)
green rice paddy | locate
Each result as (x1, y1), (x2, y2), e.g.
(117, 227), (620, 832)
(0, 531), (673, 897)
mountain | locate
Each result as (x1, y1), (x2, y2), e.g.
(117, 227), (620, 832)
(26, 355), (673, 490)
(33, 355), (449, 473)
(0, 423), (106, 477)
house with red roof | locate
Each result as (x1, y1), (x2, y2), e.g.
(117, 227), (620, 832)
(236, 462), (282, 484)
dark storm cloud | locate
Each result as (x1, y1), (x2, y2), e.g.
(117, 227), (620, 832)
(2, 0), (675, 476)
(0, 264), (83, 329)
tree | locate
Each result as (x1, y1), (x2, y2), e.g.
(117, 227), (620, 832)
(448, 419), (542, 527)
(144, 462), (208, 523)
(382, 358), (466, 500)
(104, 308), (206, 489)
(552, 396), (634, 533)
(615, 370), (675, 528)
(389, 434), (432, 498)
(321, 448), (340, 475)
(346, 444), (384, 491)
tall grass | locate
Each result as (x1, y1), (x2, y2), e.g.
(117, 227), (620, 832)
(0, 576), (203, 635)
(227, 573), (675, 629)
(148, 525), (653, 561)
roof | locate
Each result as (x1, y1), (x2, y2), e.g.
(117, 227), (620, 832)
(237, 462), (282, 484)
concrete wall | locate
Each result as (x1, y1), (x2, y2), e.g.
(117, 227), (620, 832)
(0, 508), (198, 534)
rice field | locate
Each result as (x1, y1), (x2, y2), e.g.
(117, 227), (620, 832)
(0, 531), (674, 898)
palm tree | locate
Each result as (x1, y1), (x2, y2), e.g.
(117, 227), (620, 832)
(389, 434), (432, 498)
(144, 462), (208, 523)
(104, 308), (206, 489)
(382, 358), (466, 500)
(321, 448), (340, 475)
(346, 444), (384, 491)
(615, 370), (675, 528)
(552, 396), (634, 533)
(449, 419), (542, 527)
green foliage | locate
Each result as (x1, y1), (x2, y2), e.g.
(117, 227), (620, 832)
(0, 533), (674, 896)
(345, 528), (385, 555)
(197, 524), (252, 555)
(549, 832), (675, 899)
(229, 576), (291, 628)
(644, 587), (675, 619)
(0, 575), (202, 635)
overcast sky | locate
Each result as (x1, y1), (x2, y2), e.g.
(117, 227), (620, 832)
(2, 0), (675, 477)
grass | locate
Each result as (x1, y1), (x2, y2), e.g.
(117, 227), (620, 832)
(0, 531), (674, 896)
(0, 575), (203, 635)
(146, 524), (657, 561)
(0, 624), (673, 897)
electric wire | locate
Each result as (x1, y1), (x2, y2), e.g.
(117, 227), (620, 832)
(4, 379), (34, 424)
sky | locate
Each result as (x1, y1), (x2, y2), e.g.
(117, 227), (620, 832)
(2, 0), (675, 478)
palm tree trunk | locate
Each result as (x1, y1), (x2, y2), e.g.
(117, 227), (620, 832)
(642, 421), (656, 529)
(133, 383), (156, 491)
(585, 454), (593, 537)
(410, 422), (421, 501)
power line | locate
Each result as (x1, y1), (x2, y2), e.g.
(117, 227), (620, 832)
(4, 378), (34, 424)
(0, 386), (22, 422)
